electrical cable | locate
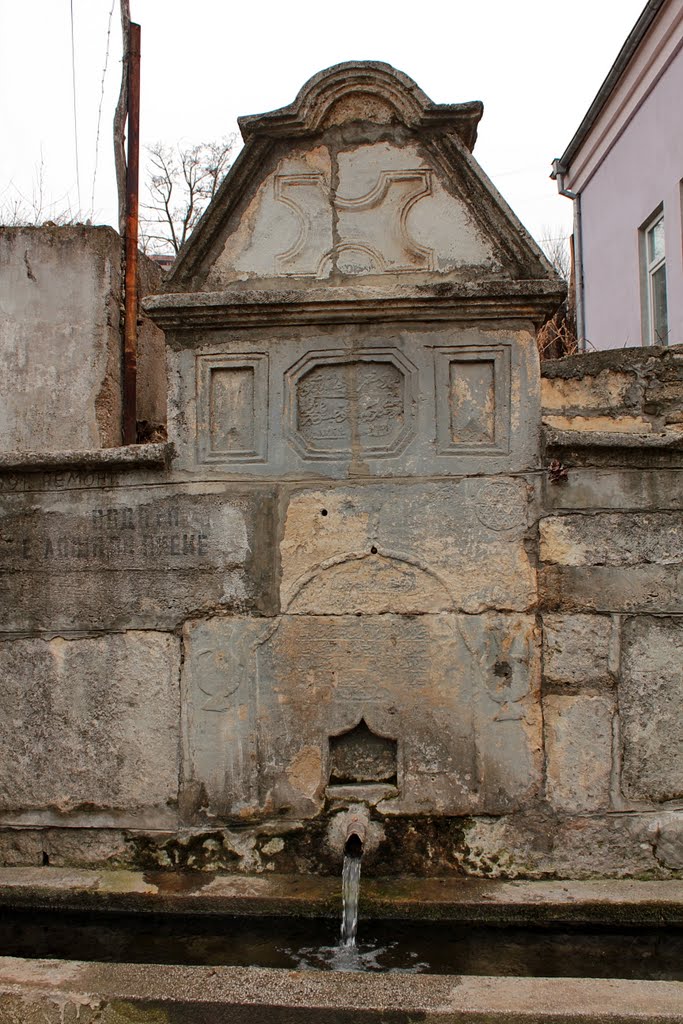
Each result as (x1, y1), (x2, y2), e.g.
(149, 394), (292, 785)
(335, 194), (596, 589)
(69, 0), (82, 213)
(90, 0), (117, 218)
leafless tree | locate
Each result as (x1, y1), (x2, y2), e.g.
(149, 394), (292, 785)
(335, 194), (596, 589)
(113, 0), (131, 236)
(140, 136), (236, 256)
(539, 225), (572, 283)
(537, 225), (578, 359)
(0, 155), (83, 226)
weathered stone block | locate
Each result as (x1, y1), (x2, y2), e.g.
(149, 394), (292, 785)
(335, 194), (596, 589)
(280, 480), (536, 614)
(543, 695), (614, 812)
(0, 486), (277, 630)
(0, 227), (123, 451)
(0, 632), (180, 821)
(542, 614), (613, 687)
(0, 227), (166, 452)
(541, 370), (635, 414)
(457, 811), (664, 879)
(650, 812), (683, 870)
(540, 512), (683, 567)
(539, 565), (683, 614)
(620, 617), (683, 803)
(542, 414), (652, 433)
(0, 828), (44, 866)
(543, 469), (683, 512)
(182, 612), (542, 822)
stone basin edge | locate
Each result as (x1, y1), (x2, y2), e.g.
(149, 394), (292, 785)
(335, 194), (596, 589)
(0, 957), (681, 1023)
(0, 868), (681, 924)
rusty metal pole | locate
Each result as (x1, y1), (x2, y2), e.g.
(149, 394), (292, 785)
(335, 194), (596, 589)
(122, 22), (141, 446)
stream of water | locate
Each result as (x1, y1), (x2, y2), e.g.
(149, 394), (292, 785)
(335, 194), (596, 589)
(1, 908), (681, 977)
(340, 853), (362, 947)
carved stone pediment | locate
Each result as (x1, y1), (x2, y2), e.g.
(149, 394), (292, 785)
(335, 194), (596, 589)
(151, 62), (563, 322)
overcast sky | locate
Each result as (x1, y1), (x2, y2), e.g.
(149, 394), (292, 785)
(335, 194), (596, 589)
(1, 0), (646, 252)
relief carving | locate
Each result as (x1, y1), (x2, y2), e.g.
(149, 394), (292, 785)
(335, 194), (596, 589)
(474, 480), (527, 532)
(274, 168), (434, 276)
(459, 615), (537, 723)
(274, 173), (331, 276)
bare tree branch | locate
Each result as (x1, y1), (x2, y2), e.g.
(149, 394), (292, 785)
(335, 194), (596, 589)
(140, 135), (236, 256)
(113, 0), (131, 236)
(539, 225), (572, 282)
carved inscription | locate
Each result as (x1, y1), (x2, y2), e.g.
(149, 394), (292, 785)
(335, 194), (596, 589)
(0, 496), (250, 571)
(0, 504), (211, 567)
(0, 494), (261, 632)
(0, 469), (117, 493)
(264, 617), (432, 700)
(298, 362), (403, 449)
(287, 351), (416, 460)
(274, 169), (434, 276)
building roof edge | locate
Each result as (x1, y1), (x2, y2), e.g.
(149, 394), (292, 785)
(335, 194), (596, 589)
(555, 0), (668, 174)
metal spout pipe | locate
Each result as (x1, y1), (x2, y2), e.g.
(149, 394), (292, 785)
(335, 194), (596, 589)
(344, 811), (367, 859)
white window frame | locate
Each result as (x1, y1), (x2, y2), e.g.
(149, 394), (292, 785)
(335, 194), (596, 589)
(640, 208), (669, 346)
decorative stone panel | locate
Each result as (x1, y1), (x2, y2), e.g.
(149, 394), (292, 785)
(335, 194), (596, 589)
(181, 611), (542, 822)
(170, 325), (539, 479)
(196, 353), (268, 464)
(434, 345), (510, 454)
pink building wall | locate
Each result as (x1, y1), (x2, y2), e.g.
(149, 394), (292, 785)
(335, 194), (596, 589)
(579, 44), (683, 348)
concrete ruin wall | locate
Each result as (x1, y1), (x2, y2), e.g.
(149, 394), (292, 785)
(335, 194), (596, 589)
(0, 226), (166, 452)
(0, 65), (680, 880)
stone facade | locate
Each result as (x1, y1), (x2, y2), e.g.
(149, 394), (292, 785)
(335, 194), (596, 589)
(0, 63), (680, 879)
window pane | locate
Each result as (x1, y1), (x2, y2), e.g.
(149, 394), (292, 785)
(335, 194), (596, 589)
(647, 217), (665, 264)
(652, 264), (668, 343)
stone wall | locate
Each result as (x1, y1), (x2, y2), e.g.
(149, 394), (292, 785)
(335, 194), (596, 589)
(535, 345), (683, 877)
(0, 65), (680, 881)
(0, 226), (166, 452)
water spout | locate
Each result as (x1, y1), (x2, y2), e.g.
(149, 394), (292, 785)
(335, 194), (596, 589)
(340, 807), (367, 948)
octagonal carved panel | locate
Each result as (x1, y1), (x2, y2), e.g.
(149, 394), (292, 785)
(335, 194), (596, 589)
(285, 348), (417, 460)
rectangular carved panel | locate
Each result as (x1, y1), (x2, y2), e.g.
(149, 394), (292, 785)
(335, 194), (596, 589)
(210, 366), (255, 453)
(449, 359), (495, 444)
(435, 345), (510, 455)
(196, 354), (268, 464)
